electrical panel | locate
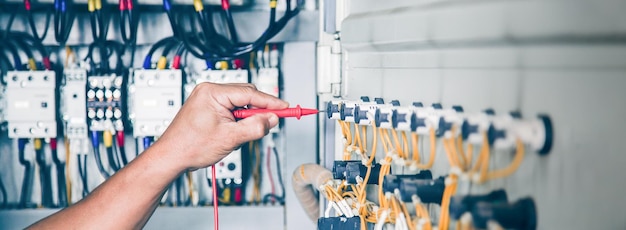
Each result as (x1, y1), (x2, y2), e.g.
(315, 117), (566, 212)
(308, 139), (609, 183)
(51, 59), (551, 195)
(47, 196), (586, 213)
(5, 71), (57, 138)
(61, 69), (88, 139)
(86, 75), (124, 132)
(128, 69), (182, 137)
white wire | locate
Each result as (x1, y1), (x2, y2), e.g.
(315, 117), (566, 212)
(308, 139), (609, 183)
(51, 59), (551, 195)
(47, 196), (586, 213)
(375, 209), (390, 230)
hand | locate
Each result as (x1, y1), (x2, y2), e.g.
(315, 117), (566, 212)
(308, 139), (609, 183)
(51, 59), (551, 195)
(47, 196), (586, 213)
(154, 83), (288, 170)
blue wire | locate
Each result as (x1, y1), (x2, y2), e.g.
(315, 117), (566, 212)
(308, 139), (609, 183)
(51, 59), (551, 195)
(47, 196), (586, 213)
(142, 55), (152, 69)
(143, 137), (152, 151)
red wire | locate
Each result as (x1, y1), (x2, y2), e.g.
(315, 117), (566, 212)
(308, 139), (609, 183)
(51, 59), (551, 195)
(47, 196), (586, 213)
(266, 146), (276, 203)
(211, 166), (219, 230)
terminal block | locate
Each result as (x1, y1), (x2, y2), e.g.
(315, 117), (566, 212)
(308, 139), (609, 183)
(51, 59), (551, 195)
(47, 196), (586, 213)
(410, 104), (442, 135)
(471, 197), (537, 230)
(382, 175), (445, 203)
(128, 69), (182, 137)
(87, 75), (124, 131)
(5, 70), (57, 138)
(488, 113), (553, 154)
(61, 69), (88, 139)
(333, 161), (386, 185)
(185, 69), (249, 100)
(373, 100), (400, 128)
(437, 105), (465, 137)
(461, 109), (495, 145)
(391, 102), (424, 131)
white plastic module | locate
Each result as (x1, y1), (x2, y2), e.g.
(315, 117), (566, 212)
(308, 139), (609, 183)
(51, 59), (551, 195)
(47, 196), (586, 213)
(255, 68), (280, 133)
(5, 71), (57, 138)
(256, 68), (279, 97)
(198, 69), (249, 84)
(209, 149), (243, 180)
(184, 69), (249, 100)
(87, 75), (124, 131)
(129, 69), (183, 137)
(61, 69), (88, 139)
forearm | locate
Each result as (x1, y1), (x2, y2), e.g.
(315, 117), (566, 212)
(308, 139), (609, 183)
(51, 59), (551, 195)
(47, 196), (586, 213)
(28, 141), (185, 229)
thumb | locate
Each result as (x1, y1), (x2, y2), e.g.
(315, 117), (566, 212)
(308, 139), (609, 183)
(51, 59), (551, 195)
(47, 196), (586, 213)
(231, 113), (279, 144)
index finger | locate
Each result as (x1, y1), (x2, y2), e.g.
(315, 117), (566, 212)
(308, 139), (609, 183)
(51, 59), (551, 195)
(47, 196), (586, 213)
(217, 84), (289, 110)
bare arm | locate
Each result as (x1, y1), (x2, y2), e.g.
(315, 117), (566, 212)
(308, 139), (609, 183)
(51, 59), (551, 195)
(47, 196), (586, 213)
(28, 83), (287, 229)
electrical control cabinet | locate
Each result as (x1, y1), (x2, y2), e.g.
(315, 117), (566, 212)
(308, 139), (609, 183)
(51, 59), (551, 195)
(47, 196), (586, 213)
(129, 69), (182, 137)
(5, 70), (57, 138)
(61, 69), (88, 139)
(86, 75), (124, 131)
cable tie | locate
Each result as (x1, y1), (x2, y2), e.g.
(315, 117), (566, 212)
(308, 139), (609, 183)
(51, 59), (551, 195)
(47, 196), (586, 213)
(445, 177), (456, 186)
(449, 167), (462, 176)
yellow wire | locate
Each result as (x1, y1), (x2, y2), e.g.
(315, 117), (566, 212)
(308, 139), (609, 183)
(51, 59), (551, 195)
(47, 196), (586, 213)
(401, 131), (409, 162)
(193, 0), (204, 12)
(186, 172), (194, 204)
(64, 137), (71, 204)
(28, 58), (37, 71)
(354, 123), (364, 155)
(411, 132), (420, 163)
(399, 200), (416, 230)
(156, 56), (168, 70)
(219, 187), (231, 204)
(485, 139), (525, 180)
(414, 128), (438, 169)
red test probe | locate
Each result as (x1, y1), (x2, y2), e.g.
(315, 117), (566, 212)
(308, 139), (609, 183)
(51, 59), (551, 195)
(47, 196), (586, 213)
(232, 105), (319, 120)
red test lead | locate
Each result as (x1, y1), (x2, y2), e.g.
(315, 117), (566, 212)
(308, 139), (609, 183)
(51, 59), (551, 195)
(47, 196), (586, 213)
(232, 105), (319, 120)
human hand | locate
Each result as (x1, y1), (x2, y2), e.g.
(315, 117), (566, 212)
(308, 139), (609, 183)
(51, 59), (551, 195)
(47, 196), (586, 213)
(154, 83), (288, 170)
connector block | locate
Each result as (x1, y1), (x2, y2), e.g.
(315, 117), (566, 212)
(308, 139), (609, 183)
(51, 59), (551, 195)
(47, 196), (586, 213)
(61, 68), (88, 139)
(6, 70), (57, 138)
(86, 75), (124, 131)
(129, 69), (182, 137)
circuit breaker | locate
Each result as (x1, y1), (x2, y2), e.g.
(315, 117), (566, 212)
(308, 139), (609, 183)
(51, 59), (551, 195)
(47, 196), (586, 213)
(86, 75), (124, 131)
(5, 71), (57, 138)
(61, 69), (88, 139)
(129, 69), (182, 137)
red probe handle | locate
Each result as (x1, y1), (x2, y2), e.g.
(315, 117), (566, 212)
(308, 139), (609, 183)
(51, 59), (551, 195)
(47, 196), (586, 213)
(232, 105), (318, 120)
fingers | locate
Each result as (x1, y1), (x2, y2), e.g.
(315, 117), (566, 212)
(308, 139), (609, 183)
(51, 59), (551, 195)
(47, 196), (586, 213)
(229, 113), (279, 145)
(227, 86), (289, 110)
(195, 82), (289, 110)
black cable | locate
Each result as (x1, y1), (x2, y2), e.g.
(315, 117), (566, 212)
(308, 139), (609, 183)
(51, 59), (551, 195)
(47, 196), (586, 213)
(106, 147), (120, 172)
(18, 139), (35, 209)
(91, 133), (111, 179)
(2, 12), (17, 40)
(222, 6), (238, 43)
(35, 146), (54, 208)
(27, 10), (52, 42)
(77, 154), (89, 197)
(0, 173), (7, 209)
(114, 135), (128, 166)
(53, 3), (76, 45)
(120, 9), (138, 44)
(181, 0), (300, 60)
(50, 147), (68, 207)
